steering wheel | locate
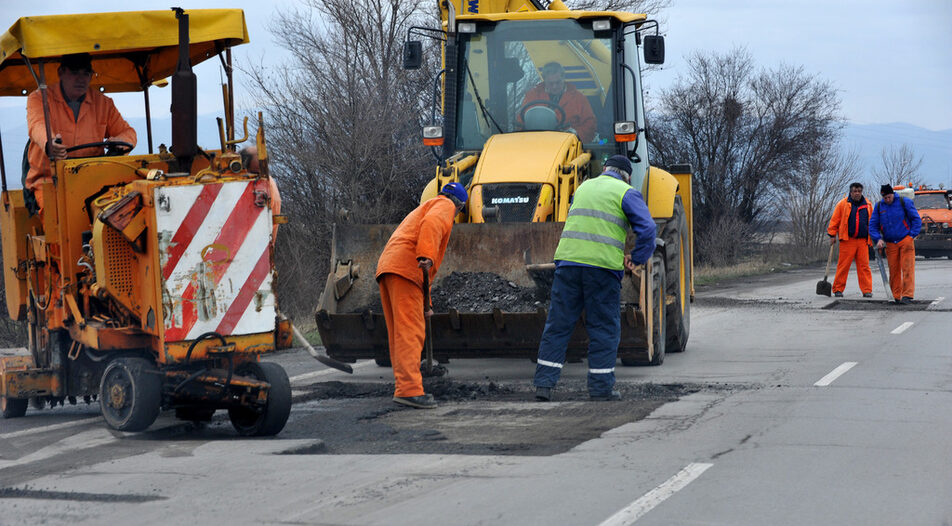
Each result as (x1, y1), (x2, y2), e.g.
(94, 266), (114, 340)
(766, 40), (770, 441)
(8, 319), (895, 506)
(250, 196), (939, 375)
(65, 140), (134, 157)
(518, 100), (567, 129)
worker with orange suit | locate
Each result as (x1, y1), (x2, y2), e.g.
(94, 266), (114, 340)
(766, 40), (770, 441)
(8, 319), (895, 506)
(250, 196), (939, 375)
(521, 61), (596, 142)
(826, 182), (873, 298)
(26, 53), (136, 212)
(870, 184), (921, 304)
(375, 183), (468, 409)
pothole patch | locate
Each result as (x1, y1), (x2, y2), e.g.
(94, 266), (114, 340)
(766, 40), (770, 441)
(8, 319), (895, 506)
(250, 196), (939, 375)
(822, 299), (933, 311)
(0, 487), (165, 502)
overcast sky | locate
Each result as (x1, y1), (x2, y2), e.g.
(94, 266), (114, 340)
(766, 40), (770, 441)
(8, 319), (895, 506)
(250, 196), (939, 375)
(1, 0), (950, 130)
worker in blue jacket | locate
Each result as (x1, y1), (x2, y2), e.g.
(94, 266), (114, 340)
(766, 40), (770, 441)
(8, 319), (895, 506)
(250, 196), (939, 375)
(870, 184), (921, 304)
(534, 155), (656, 402)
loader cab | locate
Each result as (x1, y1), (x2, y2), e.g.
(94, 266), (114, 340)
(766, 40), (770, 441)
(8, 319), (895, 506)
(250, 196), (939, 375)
(444, 15), (656, 192)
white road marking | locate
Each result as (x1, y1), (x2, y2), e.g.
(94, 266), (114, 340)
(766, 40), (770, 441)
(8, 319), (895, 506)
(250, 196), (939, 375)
(289, 360), (374, 384)
(814, 362), (858, 387)
(0, 428), (116, 468)
(0, 416), (102, 440)
(927, 297), (945, 310)
(891, 322), (914, 334)
(598, 463), (713, 526)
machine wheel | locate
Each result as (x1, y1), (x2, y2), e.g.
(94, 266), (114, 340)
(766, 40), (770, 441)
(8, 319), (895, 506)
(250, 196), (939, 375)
(661, 197), (691, 353)
(99, 357), (162, 432)
(647, 252), (667, 366)
(228, 362), (291, 436)
(1, 397), (28, 418)
(620, 252), (666, 366)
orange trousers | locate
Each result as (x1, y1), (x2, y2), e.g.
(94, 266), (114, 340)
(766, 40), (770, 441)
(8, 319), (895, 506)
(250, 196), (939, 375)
(378, 273), (425, 398)
(833, 238), (872, 294)
(885, 236), (916, 300)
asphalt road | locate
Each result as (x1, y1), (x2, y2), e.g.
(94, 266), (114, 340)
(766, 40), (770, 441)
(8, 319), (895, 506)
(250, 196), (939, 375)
(1, 258), (950, 525)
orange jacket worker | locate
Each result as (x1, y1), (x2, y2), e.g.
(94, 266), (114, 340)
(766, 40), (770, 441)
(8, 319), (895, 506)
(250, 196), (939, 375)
(26, 53), (137, 211)
(376, 183), (467, 409)
(521, 62), (596, 142)
(826, 182), (873, 297)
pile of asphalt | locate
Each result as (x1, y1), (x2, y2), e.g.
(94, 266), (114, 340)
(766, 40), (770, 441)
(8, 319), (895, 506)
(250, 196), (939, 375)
(431, 271), (545, 313)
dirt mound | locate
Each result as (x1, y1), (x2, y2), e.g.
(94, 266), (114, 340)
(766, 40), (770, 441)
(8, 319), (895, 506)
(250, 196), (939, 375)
(431, 271), (545, 313)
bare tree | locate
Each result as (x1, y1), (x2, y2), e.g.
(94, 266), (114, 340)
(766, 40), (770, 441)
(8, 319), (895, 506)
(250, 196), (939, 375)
(564, 0), (670, 15)
(647, 48), (843, 264)
(246, 0), (436, 318)
(786, 145), (861, 261)
(873, 144), (924, 187)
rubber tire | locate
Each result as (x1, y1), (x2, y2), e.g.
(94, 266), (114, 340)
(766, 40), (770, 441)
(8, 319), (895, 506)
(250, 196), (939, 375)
(648, 251), (667, 366)
(228, 362), (292, 437)
(620, 251), (666, 366)
(2, 397), (28, 418)
(661, 196), (691, 353)
(99, 357), (162, 432)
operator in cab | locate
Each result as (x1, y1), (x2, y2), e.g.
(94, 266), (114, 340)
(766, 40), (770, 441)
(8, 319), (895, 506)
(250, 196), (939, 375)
(25, 53), (137, 211)
(520, 61), (596, 142)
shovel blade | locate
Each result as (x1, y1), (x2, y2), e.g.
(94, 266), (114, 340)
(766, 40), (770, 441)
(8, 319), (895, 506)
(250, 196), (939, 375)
(816, 279), (832, 297)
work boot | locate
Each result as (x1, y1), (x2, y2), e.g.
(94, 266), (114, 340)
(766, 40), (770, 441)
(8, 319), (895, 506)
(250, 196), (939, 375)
(590, 390), (621, 401)
(393, 394), (438, 409)
(894, 298), (902, 304)
(900, 296), (913, 305)
(862, 292), (873, 298)
(833, 291), (843, 298)
(535, 387), (551, 401)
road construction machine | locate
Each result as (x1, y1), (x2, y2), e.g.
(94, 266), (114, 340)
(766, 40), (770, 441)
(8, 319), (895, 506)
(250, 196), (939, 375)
(0, 9), (294, 435)
(316, 0), (694, 367)
(907, 185), (952, 259)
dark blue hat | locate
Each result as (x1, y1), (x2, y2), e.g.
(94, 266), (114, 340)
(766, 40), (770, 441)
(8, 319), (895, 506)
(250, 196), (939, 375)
(604, 155), (632, 177)
(440, 182), (468, 203)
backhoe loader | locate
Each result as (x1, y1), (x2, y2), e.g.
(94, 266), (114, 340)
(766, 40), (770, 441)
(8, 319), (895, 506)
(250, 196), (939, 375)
(316, 0), (694, 367)
(0, 9), (294, 435)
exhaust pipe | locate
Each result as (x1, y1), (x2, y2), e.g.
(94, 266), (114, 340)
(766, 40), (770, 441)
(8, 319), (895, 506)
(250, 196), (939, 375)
(170, 7), (197, 172)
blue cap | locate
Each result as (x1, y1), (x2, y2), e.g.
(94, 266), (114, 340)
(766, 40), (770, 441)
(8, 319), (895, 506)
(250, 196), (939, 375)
(439, 182), (468, 203)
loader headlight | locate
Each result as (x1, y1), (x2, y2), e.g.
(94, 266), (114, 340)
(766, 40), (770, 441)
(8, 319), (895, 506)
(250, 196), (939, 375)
(592, 19), (612, 31)
(422, 125), (444, 147)
(614, 121), (637, 143)
(458, 22), (476, 33)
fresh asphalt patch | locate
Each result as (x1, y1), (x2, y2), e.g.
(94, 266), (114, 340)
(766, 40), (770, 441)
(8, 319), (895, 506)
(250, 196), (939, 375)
(821, 299), (935, 311)
(0, 486), (166, 502)
(264, 379), (753, 457)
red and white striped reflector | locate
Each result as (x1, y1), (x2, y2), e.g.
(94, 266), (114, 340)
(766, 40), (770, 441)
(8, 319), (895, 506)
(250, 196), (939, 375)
(156, 180), (276, 342)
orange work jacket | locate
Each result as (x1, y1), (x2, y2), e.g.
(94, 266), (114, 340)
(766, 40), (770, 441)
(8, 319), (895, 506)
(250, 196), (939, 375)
(827, 195), (872, 244)
(26, 84), (137, 198)
(521, 82), (596, 142)
(376, 196), (458, 288)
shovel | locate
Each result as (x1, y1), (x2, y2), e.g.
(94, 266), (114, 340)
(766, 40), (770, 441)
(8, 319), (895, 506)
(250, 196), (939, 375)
(420, 268), (446, 378)
(816, 241), (836, 296)
(873, 245), (891, 298)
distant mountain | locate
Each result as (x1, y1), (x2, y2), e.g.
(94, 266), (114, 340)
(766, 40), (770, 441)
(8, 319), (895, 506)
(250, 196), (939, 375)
(842, 122), (952, 188)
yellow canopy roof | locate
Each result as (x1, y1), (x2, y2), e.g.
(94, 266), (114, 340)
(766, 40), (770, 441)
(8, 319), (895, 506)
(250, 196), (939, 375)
(0, 9), (249, 96)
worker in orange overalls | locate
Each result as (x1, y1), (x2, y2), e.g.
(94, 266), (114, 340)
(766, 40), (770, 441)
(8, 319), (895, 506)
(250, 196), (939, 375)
(827, 182), (873, 298)
(870, 184), (921, 304)
(376, 183), (467, 409)
(25, 53), (137, 212)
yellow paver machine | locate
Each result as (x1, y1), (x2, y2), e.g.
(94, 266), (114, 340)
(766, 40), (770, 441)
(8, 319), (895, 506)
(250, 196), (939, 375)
(316, 1), (694, 369)
(0, 9), (295, 434)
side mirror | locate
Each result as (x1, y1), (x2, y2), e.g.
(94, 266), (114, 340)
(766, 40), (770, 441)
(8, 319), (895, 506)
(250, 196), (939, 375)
(643, 35), (665, 65)
(403, 41), (423, 70)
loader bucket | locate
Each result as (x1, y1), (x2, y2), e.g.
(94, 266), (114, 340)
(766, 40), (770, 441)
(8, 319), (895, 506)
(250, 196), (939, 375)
(315, 222), (652, 363)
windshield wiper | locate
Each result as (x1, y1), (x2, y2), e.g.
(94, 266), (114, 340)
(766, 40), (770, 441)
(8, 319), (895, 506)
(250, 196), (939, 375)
(464, 61), (504, 135)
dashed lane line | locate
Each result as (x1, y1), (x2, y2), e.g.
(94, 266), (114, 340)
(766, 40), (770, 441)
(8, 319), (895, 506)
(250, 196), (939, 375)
(891, 322), (914, 335)
(598, 463), (713, 526)
(0, 416), (102, 441)
(814, 362), (858, 387)
(927, 297), (945, 310)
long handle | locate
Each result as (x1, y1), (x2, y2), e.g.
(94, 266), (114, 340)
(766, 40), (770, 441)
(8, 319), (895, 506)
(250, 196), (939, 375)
(292, 325), (353, 374)
(422, 268), (433, 375)
(824, 240), (836, 280)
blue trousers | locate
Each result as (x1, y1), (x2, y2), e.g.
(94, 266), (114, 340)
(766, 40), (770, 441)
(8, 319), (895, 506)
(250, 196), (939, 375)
(533, 265), (621, 396)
